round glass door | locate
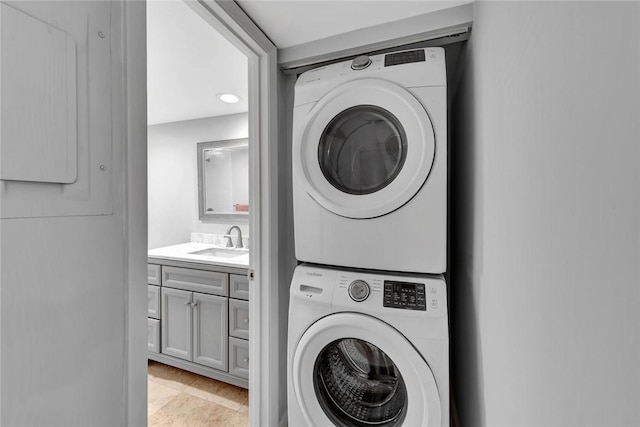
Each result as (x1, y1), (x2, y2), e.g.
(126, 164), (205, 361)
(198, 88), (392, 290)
(291, 313), (442, 427)
(314, 338), (407, 426)
(318, 106), (407, 195)
(293, 78), (436, 219)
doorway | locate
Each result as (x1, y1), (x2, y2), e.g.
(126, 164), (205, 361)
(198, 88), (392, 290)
(146, 0), (250, 424)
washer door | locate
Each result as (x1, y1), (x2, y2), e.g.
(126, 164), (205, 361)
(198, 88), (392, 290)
(292, 313), (441, 427)
(294, 78), (435, 219)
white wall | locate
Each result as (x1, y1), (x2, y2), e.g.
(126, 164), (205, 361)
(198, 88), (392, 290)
(451, 2), (640, 426)
(147, 113), (248, 249)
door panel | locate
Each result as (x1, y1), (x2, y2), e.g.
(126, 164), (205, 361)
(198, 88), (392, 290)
(162, 266), (228, 296)
(229, 337), (249, 380)
(147, 285), (161, 319)
(147, 318), (160, 353)
(161, 287), (192, 361)
(229, 273), (249, 300)
(229, 298), (249, 340)
(192, 292), (228, 370)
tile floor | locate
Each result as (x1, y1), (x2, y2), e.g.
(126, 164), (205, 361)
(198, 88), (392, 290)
(148, 361), (249, 427)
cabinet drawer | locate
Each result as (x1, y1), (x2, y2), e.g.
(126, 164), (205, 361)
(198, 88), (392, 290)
(148, 285), (161, 319)
(162, 266), (228, 296)
(148, 318), (160, 353)
(229, 337), (249, 380)
(229, 274), (249, 300)
(148, 264), (161, 285)
(229, 299), (249, 340)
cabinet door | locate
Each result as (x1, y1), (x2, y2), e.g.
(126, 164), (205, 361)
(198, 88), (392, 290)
(161, 287), (192, 361)
(229, 299), (249, 340)
(192, 292), (228, 371)
(229, 337), (249, 380)
(147, 318), (160, 353)
(148, 264), (161, 285)
(229, 273), (249, 300)
(147, 285), (161, 319)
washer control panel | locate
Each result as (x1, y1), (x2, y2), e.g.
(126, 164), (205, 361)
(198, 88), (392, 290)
(383, 281), (427, 311)
(333, 269), (445, 315)
(348, 280), (371, 302)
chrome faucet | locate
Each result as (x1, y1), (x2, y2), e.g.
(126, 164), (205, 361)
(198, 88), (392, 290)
(225, 225), (243, 248)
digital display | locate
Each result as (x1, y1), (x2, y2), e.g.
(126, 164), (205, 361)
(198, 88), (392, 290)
(384, 50), (426, 67)
(383, 281), (426, 310)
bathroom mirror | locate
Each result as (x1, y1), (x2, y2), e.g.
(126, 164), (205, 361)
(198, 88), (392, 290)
(197, 138), (249, 221)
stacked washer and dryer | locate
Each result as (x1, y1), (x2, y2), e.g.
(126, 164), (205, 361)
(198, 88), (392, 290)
(287, 48), (450, 427)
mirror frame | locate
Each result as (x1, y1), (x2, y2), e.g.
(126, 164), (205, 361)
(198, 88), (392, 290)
(197, 138), (249, 222)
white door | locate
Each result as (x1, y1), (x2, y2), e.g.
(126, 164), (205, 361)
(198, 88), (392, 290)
(293, 78), (436, 219)
(291, 313), (441, 426)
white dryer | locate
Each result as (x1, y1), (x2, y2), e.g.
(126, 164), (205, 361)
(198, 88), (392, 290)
(292, 48), (447, 274)
(287, 264), (449, 427)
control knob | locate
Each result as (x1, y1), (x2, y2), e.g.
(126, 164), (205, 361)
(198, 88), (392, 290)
(351, 55), (372, 70)
(348, 280), (370, 302)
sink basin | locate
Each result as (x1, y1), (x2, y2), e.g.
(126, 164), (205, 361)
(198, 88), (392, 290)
(189, 247), (248, 258)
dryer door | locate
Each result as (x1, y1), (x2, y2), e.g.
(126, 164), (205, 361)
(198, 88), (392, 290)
(293, 78), (436, 219)
(292, 313), (441, 427)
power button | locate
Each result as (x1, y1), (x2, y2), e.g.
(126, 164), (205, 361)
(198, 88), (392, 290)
(348, 280), (370, 302)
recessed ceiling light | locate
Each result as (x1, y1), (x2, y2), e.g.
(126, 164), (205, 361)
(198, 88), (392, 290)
(217, 93), (241, 104)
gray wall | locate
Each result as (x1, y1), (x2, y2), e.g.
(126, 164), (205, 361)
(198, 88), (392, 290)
(147, 113), (249, 249)
(451, 2), (640, 426)
(277, 69), (298, 427)
(0, 1), (146, 425)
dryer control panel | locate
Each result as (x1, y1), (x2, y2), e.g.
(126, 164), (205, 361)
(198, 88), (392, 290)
(384, 49), (426, 67)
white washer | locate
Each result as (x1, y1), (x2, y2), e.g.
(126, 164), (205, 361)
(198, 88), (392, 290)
(287, 264), (449, 427)
(293, 48), (447, 274)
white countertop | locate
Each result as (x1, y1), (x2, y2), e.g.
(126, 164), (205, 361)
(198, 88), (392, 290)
(148, 242), (249, 269)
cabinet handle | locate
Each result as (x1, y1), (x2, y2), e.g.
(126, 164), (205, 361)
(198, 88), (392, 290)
(184, 301), (191, 306)
(243, 318), (249, 324)
(243, 357), (249, 364)
(191, 301), (199, 308)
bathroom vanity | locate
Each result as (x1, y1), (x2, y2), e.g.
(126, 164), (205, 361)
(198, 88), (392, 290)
(147, 243), (249, 389)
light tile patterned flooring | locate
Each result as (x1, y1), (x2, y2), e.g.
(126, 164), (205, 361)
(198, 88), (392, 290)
(148, 361), (249, 427)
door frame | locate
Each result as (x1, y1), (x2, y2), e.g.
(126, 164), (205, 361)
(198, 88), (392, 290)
(124, 0), (280, 425)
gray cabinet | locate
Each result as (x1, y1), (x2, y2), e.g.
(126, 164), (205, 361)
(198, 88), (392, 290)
(230, 273), (249, 300)
(193, 293), (228, 370)
(148, 285), (161, 318)
(147, 260), (249, 389)
(146, 266), (161, 353)
(163, 266), (228, 296)
(148, 318), (160, 353)
(229, 299), (249, 340)
(228, 276), (249, 379)
(229, 337), (249, 380)
(162, 288), (228, 369)
(161, 287), (192, 361)
(148, 264), (161, 285)
(228, 290), (249, 380)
